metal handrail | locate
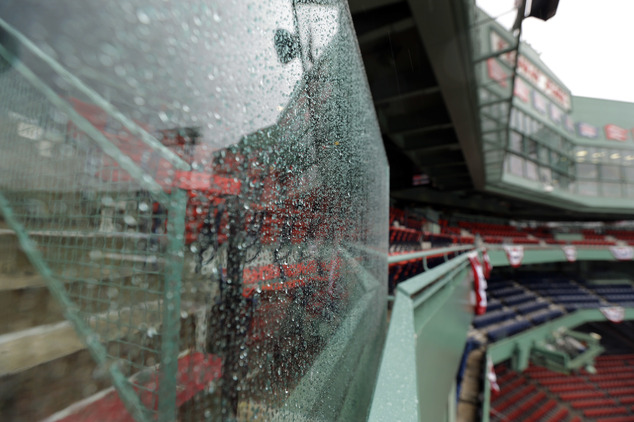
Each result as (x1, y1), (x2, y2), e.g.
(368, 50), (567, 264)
(388, 245), (474, 264)
(369, 248), (479, 421)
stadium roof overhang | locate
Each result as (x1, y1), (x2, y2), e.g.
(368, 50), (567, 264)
(350, 0), (634, 221)
(349, 0), (486, 205)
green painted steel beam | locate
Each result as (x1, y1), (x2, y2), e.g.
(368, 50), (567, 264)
(482, 313), (622, 422)
(489, 175), (634, 215)
(487, 247), (620, 267)
(413, 264), (470, 422)
(368, 290), (418, 422)
(370, 251), (477, 422)
(158, 189), (187, 422)
(488, 309), (634, 366)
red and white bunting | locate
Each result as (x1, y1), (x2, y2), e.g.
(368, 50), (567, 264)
(600, 306), (625, 323)
(468, 252), (488, 315)
(504, 245), (524, 268)
(487, 357), (500, 394)
(610, 246), (634, 261)
(482, 248), (493, 279)
(562, 245), (577, 262)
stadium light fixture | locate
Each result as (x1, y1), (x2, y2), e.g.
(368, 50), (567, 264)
(513, 0), (560, 30)
(525, 0), (560, 21)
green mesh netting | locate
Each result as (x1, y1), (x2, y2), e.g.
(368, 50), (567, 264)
(0, 18), (187, 421)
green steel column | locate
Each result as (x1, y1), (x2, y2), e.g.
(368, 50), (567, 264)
(158, 189), (187, 422)
(481, 351), (491, 422)
(511, 343), (531, 372)
(447, 381), (456, 422)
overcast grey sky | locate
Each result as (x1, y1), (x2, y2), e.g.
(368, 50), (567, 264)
(477, 0), (634, 103)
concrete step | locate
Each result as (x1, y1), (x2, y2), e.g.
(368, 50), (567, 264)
(43, 351), (222, 422)
(0, 302), (203, 420)
(0, 284), (65, 335)
(0, 265), (162, 336)
(0, 230), (33, 275)
(0, 218), (212, 419)
(0, 345), (109, 421)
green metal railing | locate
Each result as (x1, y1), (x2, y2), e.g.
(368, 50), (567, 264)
(388, 245), (474, 265)
(0, 17), (189, 421)
(369, 248), (477, 422)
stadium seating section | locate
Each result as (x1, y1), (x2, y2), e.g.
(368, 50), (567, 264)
(388, 206), (634, 293)
(471, 273), (634, 343)
(491, 355), (634, 422)
(389, 206), (634, 250)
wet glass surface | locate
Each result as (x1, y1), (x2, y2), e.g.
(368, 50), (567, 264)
(0, 1), (388, 420)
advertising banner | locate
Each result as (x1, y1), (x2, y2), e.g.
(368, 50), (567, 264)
(577, 122), (599, 139)
(549, 104), (563, 125)
(514, 78), (530, 103)
(605, 124), (628, 141)
(564, 115), (575, 133)
(532, 91), (548, 115)
(487, 58), (508, 87)
(489, 29), (571, 110)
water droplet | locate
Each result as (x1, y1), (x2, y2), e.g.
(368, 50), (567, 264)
(124, 215), (137, 226)
(136, 10), (151, 24)
(213, 12), (221, 22)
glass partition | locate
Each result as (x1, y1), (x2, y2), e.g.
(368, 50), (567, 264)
(471, 4), (634, 207)
(0, 1), (388, 420)
(574, 146), (634, 198)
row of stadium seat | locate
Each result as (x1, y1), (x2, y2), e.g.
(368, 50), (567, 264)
(392, 206), (634, 249)
(490, 365), (574, 422)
